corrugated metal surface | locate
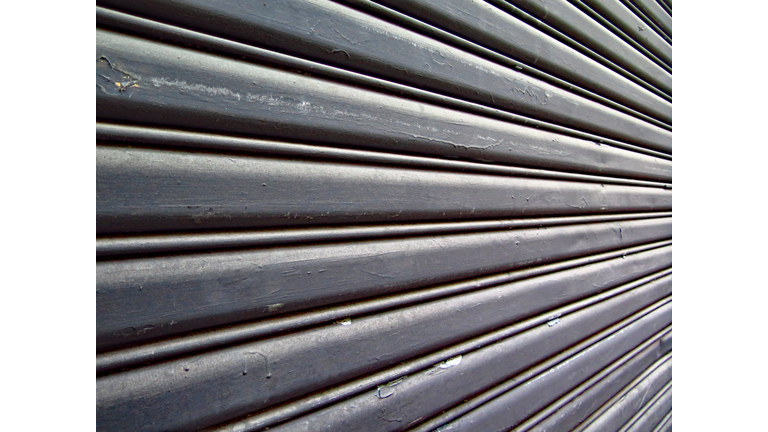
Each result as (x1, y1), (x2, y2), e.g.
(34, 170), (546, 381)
(96, 0), (671, 430)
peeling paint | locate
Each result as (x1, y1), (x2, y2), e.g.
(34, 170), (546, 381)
(97, 56), (140, 95)
(150, 77), (243, 101)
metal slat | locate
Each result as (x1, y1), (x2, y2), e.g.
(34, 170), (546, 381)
(94, 0), (671, 429)
(96, 29), (673, 163)
(651, 411), (672, 432)
(422, 316), (670, 431)
(98, 0), (672, 129)
(97, 146), (671, 235)
(524, 352), (672, 432)
(565, 0), (670, 70)
(97, 213), (671, 258)
(380, 300), (670, 432)
(620, 385), (672, 432)
(207, 271), (667, 431)
(626, 0), (671, 38)
(333, 0), (674, 136)
(655, 0), (671, 16)
(496, 0), (671, 84)
(364, 0), (671, 100)
(210, 284), (671, 432)
(96, 124), (672, 187)
(618, 0), (671, 43)
(96, 10), (671, 161)
(575, 0), (672, 65)
(575, 356), (672, 431)
(97, 243), (670, 373)
(97, 274), (670, 431)
(97, 217), (670, 349)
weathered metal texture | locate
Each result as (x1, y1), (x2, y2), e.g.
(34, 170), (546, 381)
(96, 30), (672, 170)
(496, 0), (671, 81)
(414, 307), (670, 431)
(360, 0), (671, 102)
(526, 349), (672, 431)
(95, 0), (671, 430)
(97, 243), (670, 373)
(94, 12), (671, 160)
(626, 0), (671, 38)
(577, 357), (672, 431)
(622, 387), (672, 432)
(97, 146), (671, 234)
(99, 0), (672, 130)
(653, 412), (672, 432)
(267, 302), (671, 432)
(616, 0), (671, 42)
(97, 219), (670, 349)
(98, 284), (669, 431)
(576, 0), (672, 63)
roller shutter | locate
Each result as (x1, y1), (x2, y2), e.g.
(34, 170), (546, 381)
(96, 0), (672, 430)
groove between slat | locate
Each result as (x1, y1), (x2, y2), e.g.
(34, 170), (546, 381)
(523, 351), (672, 432)
(487, 0), (671, 97)
(576, 0), (671, 65)
(619, 0), (671, 43)
(619, 383), (672, 432)
(568, 0), (670, 69)
(97, 212), (671, 258)
(96, 11), (672, 155)
(575, 356), (672, 432)
(264, 298), (671, 432)
(359, 0), (670, 106)
(97, 243), (670, 373)
(340, 0), (672, 106)
(656, 0), (671, 16)
(97, 124), (673, 187)
(95, 8), (673, 161)
(207, 291), (668, 432)
(422, 315), (670, 432)
(94, 1), (672, 430)
(651, 411), (672, 432)
(98, 0), (673, 131)
(626, 0), (671, 38)
(208, 284), (672, 432)
(97, 218), (671, 350)
(98, 274), (671, 431)
(97, 145), (671, 235)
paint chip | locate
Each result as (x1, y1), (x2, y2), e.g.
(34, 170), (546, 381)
(335, 318), (352, 326)
(376, 376), (407, 399)
(437, 355), (463, 369)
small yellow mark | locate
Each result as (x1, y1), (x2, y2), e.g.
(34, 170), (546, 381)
(114, 82), (122, 87)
